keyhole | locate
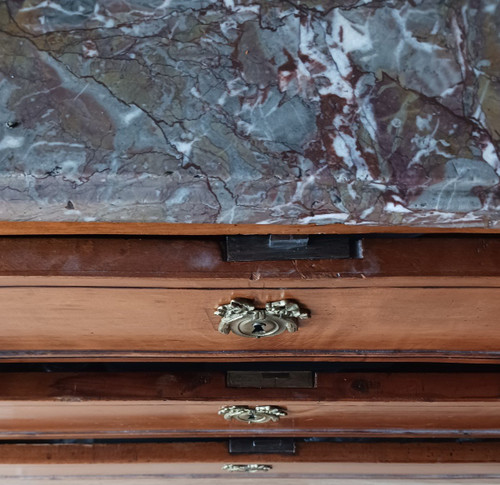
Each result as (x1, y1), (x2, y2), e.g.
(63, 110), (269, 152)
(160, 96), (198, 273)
(247, 413), (256, 422)
(252, 322), (265, 334)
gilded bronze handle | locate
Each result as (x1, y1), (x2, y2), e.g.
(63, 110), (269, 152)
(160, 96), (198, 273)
(218, 405), (287, 423)
(215, 298), (309, 338)
(223, 464), (272, 472)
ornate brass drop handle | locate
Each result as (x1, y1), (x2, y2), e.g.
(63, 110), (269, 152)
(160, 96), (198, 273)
(215, 299), (309, 338)
(218, 405), (287, 423)
(223, 464), (272, 473)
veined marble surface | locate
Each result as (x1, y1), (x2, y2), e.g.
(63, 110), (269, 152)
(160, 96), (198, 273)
(0, 0), (499, 226)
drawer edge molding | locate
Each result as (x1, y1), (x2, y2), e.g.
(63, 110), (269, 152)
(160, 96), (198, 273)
(1, 348), (500, 363)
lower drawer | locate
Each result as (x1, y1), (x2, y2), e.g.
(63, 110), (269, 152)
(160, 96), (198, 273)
(0, 369), (499, 439)
(0, 286), (500, 362)
(0, 441), (500, 482)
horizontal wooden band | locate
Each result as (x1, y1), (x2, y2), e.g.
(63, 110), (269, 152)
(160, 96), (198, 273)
(0, 221), (499, 235)
(1, 441), (500, 464)
(0, 349), (499, 363)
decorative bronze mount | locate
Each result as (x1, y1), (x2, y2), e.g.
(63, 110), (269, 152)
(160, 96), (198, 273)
(215, 299), (309, 338)
(222, 464), (273, 473)
(218, 405), (287, 424)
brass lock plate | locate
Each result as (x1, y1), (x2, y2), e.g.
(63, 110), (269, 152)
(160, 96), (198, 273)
(230, 314), (284, 338)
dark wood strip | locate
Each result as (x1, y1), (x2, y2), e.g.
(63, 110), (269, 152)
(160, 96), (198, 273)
(0, 371), (499, 401)
(0, 236), (500, 281)
(1, 441), (500, 464)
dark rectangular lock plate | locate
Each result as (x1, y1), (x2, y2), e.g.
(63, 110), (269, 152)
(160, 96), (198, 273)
(227, 371), (315, 388)
(229, 438), (296, 454)
(225, 235), (362, 261)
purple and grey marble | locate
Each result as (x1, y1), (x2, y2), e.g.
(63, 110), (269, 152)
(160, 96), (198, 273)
(0, 0), (499, 226)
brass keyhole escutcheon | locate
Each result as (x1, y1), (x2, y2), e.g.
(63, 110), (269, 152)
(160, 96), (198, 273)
(215, 299), (309, 338)
(218, 405), (287, 423)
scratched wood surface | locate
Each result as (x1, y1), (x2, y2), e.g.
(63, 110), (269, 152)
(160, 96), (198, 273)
(0, 236), (499, 288)
(4, 370), (499, 401)
(0, 370), (499, 438)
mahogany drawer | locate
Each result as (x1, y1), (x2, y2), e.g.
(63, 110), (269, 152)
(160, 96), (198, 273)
(1, 235), (500, 362)
(0, 286), (499, 362)
(1, 441), (500, 482)
(0, 369), (499, 440)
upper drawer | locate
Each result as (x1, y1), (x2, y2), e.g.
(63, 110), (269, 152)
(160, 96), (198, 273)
(1, 286), (499, 361)
(2, 235), (500, 362)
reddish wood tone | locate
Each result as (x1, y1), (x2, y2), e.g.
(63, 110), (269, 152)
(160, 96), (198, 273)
(0, 442), (500, 482)
(0, 371), (498, 439)
(0, 236), (499, 284)
(3, 370), (500, 401)
(1, 440), (500, 463)
(0, 286), (498, 361)
(0, 236), (498, 362)
(7, 400), (500, 439)
(1, 221), (500, 235)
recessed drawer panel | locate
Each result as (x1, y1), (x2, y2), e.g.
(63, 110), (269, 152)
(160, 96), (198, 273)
(0, 287), (499, 361)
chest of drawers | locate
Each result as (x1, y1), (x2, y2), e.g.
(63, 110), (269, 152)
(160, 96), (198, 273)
(1, 232), (500, 481)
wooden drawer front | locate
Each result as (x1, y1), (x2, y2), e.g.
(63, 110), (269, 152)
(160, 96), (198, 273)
(0, 370), (499, 439)
(0, 287), (499, 361)
(2, 400), (500, 439)
(2, 442), (500, 482)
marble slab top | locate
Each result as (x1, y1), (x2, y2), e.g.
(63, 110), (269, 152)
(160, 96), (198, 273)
(0, 0), (499, 227)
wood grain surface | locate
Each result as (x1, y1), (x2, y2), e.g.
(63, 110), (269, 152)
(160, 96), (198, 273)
(2, 370), (500, 401)
(0, 442), (499, 482)
(3, 441), (500, 463)
(0, 370), (498, 438)
(0, 236), (499, 361)
(1, 221), (500, 235)
(6, 400), (500, 438)
(0, 236), (499, 286)
(0, 287), (498, 360)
